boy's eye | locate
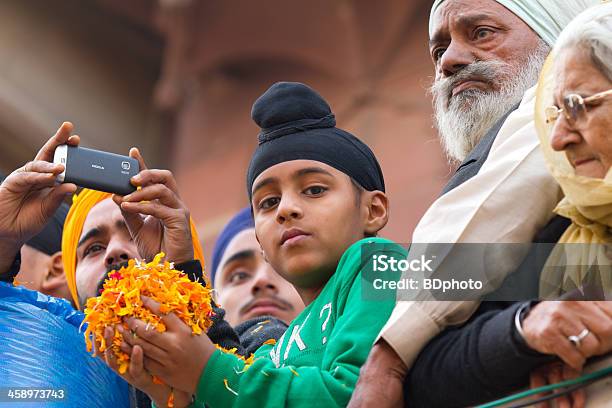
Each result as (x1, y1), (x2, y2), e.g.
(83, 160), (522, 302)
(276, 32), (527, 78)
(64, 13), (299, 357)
(84, 243), (105, 258)
(228, 270), (251, 285)
(259, 196), (280, 210)
(304, 186), (327, 195)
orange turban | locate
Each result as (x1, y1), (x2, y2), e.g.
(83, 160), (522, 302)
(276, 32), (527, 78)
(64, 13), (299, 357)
(63, 189), (206, 309)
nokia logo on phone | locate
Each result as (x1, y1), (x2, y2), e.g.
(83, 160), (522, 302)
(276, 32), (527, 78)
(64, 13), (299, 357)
(92, 164), (105, 170)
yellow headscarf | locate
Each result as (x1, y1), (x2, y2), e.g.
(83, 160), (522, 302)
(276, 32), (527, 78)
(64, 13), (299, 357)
(63, 189), (206, 308)
(535, 53), (612, 299)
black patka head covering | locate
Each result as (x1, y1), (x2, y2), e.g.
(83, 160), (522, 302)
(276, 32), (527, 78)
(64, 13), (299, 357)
(247, 82), (385, 199)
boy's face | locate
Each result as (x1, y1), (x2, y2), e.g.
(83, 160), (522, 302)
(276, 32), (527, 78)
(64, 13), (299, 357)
(251, 160), (367, 290)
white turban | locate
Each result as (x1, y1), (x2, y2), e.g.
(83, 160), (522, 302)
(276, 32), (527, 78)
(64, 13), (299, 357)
(429, 0), (600, 46)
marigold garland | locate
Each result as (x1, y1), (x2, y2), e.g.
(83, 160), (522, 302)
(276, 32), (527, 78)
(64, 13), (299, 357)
(83, 253), (214, 407)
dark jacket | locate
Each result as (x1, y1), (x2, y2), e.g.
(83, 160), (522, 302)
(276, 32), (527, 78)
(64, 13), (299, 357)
(234, 315), (288, 356)
(404, 217), (571, 408)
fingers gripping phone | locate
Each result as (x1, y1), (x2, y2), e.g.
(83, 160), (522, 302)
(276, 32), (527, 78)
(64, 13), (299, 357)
(53, 145), (140, 195)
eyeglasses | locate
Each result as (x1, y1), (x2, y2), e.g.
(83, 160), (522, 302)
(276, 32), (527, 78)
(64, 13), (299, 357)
(545, 89), (612, 125)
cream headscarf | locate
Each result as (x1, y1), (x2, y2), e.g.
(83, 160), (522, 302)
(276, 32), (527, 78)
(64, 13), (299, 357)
(429, 0), (600, 47)
(63, 189), (206, 308)
(535, 3), (612, 298)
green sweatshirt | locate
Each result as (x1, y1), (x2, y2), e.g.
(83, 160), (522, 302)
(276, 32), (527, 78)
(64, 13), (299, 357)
(194, 237), (405, 408)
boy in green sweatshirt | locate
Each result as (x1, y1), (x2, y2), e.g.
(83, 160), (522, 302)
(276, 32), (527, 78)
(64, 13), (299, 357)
(111, 82), (405, 407)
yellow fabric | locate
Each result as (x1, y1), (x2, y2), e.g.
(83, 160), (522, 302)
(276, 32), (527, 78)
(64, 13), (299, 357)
(535, 54), (612, 299)
(63, 189), (207, 308)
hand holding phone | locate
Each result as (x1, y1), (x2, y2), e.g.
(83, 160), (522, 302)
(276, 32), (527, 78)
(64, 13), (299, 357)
(115, 148), (195, 265)
(52, 143), (195, 264)
(53, 145), (140, 195)
(0, 122), (78, 273)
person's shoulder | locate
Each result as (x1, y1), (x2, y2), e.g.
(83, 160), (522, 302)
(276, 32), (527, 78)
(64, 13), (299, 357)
(336, 237), (406, 278)
(342, 237), (406, 258)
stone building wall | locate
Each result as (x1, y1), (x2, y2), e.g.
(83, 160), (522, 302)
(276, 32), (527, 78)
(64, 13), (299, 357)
(0, 0), (451, 263)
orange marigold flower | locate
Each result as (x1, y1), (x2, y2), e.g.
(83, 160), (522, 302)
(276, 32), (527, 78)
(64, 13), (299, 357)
(83, 253), (214, 377)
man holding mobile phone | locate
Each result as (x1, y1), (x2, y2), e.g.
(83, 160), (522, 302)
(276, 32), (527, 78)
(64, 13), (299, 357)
(0, 123), (201, 406)
(0, 122), (283, 407)
(0, 122), (199, 307)
(0, 122), (79, 282)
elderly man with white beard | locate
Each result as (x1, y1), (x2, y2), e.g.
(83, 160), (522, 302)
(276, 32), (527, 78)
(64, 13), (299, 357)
(348, 0), (599, 407)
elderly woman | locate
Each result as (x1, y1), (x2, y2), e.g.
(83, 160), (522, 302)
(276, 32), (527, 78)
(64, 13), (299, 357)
(526, 3), (612, 407)
(536, 1), (612, 299)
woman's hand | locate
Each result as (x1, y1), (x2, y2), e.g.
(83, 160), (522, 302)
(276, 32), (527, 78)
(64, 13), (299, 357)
(522, 301), (612, 369)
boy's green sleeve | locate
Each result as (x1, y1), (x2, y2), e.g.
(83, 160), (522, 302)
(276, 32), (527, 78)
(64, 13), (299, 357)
(194, 242), (405, 408)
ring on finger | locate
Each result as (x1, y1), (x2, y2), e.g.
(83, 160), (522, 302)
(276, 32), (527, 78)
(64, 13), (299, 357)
(568, 328), (590, 348)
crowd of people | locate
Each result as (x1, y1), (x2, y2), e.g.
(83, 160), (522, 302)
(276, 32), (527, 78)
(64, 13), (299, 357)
(1, 0), (612, 407)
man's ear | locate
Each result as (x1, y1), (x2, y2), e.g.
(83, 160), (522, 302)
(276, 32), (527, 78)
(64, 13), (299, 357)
(363, 191), (389, 236)
(40, 251), (68, 294)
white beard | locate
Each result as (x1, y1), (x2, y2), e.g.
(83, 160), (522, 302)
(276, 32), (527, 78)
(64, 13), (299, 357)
(431, 42), (549, 163)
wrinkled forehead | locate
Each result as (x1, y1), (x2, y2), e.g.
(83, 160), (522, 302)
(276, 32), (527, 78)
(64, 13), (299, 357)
(80, 198), (121, 239)
(553, 48), (605, 96)
(430, 0), (517, 39)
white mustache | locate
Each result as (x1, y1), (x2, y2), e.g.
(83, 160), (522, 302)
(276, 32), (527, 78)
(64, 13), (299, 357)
(430, 60), (512, 107)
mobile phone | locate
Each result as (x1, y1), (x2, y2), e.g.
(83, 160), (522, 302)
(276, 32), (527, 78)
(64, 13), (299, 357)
(53, 145), (139, 195)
